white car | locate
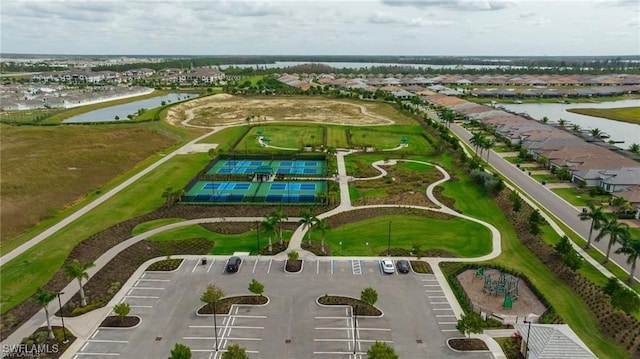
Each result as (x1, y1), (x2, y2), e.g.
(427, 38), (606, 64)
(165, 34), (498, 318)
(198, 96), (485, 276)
(381, 259), (395, 274)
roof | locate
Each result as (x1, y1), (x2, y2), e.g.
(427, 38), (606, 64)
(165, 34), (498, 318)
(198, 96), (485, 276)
(514, 324), (596, 359)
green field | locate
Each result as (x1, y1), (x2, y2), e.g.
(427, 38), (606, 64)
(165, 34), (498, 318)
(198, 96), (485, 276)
(566, 106), (640, 125)
(237, 125), (324, 151)
(349, 127), (432, 152)
(318, 215), (491, 257)
(326, 126), (349, 148)
(131, 218), (187, 236)
(551, 187), (610, 207)
(198, 126), (250, 151)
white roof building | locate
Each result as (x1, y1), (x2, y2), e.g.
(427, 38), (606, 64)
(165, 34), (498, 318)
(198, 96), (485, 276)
(514, 324), (596, 359)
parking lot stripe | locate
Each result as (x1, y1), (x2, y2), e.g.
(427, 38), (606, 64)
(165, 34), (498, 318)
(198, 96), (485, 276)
(331, 259), (335, 274)
(438, 322), (457, 325)
(131, 287), (165, 290)
(81, 342), (89, 351)
(433, 308), (453, 311)
(192, 349), (259, 354)
(420, 278), (437, 281)
(428, 295), (446, 298)
(252, 259), (258, 273)
(192, 260), (200, 273)
(91, 330), (100, 339)
(430, 301), (449, 304)
(423, 284), (440, 287)
(315, 316), (350, 319)
(129, 305), (153, 308)
(314, 339), (393, 343)
(441, 329), (459, 332)
(267, 259), (272, 273)
(206, 258), (215, 273)
(229, 315), (267, 319)
(183, 336), (262, 341)
(435, 315), (456, 318)
(124, 295), (159, 299)
(137, 278), (170, 282)
(87, 339), (128, 343)
(424, 290), (443, 292)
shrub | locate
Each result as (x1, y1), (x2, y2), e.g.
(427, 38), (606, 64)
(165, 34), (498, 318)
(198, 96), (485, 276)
(287, 250), (299, 261)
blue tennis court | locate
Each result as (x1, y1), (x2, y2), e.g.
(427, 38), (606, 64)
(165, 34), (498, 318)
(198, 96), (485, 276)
(203, 182), (251, 190)
(207, 157), (327, 176)
(269, 183), (317, 191)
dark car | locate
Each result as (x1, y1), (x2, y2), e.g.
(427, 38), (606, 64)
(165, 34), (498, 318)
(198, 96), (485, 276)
(226, 256), (242, 273)
(396, 260), (410, 274)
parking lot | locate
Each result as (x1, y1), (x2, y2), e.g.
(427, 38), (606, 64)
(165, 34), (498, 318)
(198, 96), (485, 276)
(71, 257), (491, 359)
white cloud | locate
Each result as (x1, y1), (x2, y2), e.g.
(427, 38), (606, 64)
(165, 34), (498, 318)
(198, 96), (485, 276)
(368, 11), (451, 26)
(381, 0), (516, 11)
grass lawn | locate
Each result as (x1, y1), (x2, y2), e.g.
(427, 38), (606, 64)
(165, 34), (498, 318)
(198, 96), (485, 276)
(326, 126), (349, 148)
(238, 124), (324, 150)
(198, 126), (249, 151)
(131, 218), (186, 236)
(440, 175), (630, 358)
(566, 107), (640, 125)
(349, 127), (432, 153)
(145, 225), (291, 255)
(551, 187), (610, 207)
(0, 153), (211, 314)
(319, 215), (491, 257)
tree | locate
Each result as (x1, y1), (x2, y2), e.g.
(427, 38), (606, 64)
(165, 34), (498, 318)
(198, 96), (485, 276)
(113, 302), (131, 325)
(63, 259), (95, 307)
(221, 344), (248, 359)
(611, 287), (640, 314)
(578, 203), (606, 249)
(456, 312), (484, 338)
(200, 284), (224, 312)
(169, 343), (192, 359)
(287, 250), (299, 261)
(628, 143), (640, 153)
(615, 234), (640, 283)
(298, 209), (317, 247)
(571, 124), (581, 133)
(360, 287), (378, 308)
(367, 341), (398, 359)
(269, 207), (288, 245)
(260, 216), (277, 253)
(590, 128), (602, 138)
(594, 217), (630, 263)
(33, 288), (56, 340)
(481, 138), (494, 161)
(558, 118), (567, 128)
(248, 279), (264, 297)
(554, 235), (572, 254)
(315, 218), (330, 253)
(469, 132), (485, 157)
(509, 191), (522, 212)
(541, 116), (549, 124)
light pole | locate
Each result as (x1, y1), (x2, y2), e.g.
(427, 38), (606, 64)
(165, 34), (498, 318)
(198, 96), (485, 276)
(353, 304), (358, 354)
(56, 292), (68, 344)
(387, 221), (392, 256)
(523, 320), (532, 359)
(213, 300), (219, 351)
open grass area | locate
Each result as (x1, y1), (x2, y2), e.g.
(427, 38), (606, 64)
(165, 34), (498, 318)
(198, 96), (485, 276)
(326, 126), (349, 148)
(551, 187), (610, 207)
(0, 153), (211, 314)
(566, 106), (640, 125)
(235, 124), (324, 152)
(131, 218), (186, 236)
(145, 225), (291, 255)
(319, 215), (491, 257)
(198, 126), (249, 150)
(349, 127), (432, 153)
(0, 122), (197, 245)
(440, 175), (630, 358)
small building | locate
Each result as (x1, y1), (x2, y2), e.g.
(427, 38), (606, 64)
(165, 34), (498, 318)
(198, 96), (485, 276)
(514, 323), (597, 359)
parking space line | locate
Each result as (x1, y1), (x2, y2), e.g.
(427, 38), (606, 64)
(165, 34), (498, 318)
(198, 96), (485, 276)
(423, 284), (440, 287)
(140, 273), (146, 279)
(441, 329), (459, 332)
(252, 259), (258, 273)
(230, 315), (268, 319)
(317, 260), (320, 274)
(81, 342), (89, 351)
(124, 295), (159, 299)
(315, 316), (350, 319)
(206, 258), (215, 273)
(137, 278), (170, 282)
(74, 353), (120, 356)
(183, 336), (262, 341)
(91, 330), (100, 339)
(87, 339), (128, 343)
(267, 259), (272, 273)
(331, 259), (335, 274)
(430, 301), (449, 304)
(433, 308), (453, 311)
(428, 295), (446, 298)
(192, 260), (200, 273)
(435, 314), (456, 318)
(130, 287), (165, 290)
(438, 322), (457, 325)
(192, 349), (259, 354)
(129, 305), (153, 308)
(314, 339), (393, 343)
(424, 290), (443, 292)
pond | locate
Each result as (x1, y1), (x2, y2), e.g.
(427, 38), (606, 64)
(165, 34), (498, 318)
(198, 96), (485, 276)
(63, 93), (197, 123)
(501, 99), (640, 146)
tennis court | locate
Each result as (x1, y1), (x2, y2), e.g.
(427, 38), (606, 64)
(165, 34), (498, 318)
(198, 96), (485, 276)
(207, 158), (327, 176)
(182, 180), (327, 204)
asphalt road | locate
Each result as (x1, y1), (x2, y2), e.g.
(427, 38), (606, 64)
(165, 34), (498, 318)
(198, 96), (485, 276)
(448, 122), (635, 278)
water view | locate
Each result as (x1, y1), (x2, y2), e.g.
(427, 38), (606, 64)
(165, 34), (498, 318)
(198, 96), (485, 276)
(63, 93), (197, 123)
(501, 99), (640, 146)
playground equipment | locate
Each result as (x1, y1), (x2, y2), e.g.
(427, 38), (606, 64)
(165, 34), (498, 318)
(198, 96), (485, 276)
(479, 268), (520, 309)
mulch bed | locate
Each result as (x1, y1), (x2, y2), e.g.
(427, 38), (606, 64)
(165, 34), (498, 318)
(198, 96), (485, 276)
(410, 260), (433, 273)
(146, 258), (183, 271)
(285, 260), (302, 272)
(317, 296), (382, 316)
(99, 316), (140, 328)
(7, 326), (75, 359)
(449, 338), (489, 351)
(198, 296), (268, 315)
(301, 241), (331, 256)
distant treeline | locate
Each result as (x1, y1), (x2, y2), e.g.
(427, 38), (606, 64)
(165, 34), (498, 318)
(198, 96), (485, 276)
(2, 55), (639, 75)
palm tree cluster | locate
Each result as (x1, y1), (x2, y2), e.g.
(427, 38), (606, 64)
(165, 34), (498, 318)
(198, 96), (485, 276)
(469, 132), (495, 161)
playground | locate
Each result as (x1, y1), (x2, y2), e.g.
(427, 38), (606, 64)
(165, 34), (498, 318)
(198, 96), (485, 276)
(456, 268), (547, 323)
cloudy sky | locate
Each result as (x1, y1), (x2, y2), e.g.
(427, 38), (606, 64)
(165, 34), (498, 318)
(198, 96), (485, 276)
(1, 0), (638, 56)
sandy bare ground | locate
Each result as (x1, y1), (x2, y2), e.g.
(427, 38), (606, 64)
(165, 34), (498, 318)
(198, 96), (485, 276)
(457, 268), (547, 322)
(166, 94), (396, 128)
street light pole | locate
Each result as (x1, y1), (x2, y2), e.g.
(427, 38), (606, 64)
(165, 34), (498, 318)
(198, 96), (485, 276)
(213, 301), (219, 351)
(387, 221), (392, 256)
(56, 292), (68, 344)
(524, 320), (532, 359)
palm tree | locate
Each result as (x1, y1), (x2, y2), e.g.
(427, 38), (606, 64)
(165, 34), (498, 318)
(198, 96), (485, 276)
(616, 234), (640, 284)
(33, 288), (57, 340)
(541, 116), (549, 124)
(594, 217), (630, 263)
(628, 143), (640, 153)
(558, 118), (567, 128)
(481, 138), (494, 161)
(578, 203), (606, 249)
(314, 218), (330, 253)
(590, 128), (602, 138)
(469, 132), (485, 157)
(64, 259), (95, 307)
(298, 209), (317, 247)
(571, 124), (581, 133)
(269, 207), (288, 245)
(260, 217), (277, 253)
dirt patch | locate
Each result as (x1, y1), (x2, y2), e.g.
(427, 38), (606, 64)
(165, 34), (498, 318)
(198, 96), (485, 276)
(167, 95), (413, 128)
(285, 260), (303, 272)
(410, 261), (433, 274)
(457, 269), (547, 321)
(449, 338), (489, 351)
(100, 316), (140, 328)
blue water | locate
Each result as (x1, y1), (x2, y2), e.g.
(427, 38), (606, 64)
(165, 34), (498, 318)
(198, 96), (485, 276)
(63, 93), (197, 123)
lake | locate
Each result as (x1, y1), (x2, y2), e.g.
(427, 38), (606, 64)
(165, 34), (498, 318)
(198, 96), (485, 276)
(63, 93), (197, 123)
(501, 99), (640, 146)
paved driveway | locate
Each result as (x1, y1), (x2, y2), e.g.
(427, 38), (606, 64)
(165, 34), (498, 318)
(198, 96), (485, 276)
(71, 257), (491, 359)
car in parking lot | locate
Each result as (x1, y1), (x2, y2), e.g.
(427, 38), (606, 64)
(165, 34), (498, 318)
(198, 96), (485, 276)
(226, 256), (242, 273)
(381, 259), (395, 274)
(396, 260), (410, 274)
